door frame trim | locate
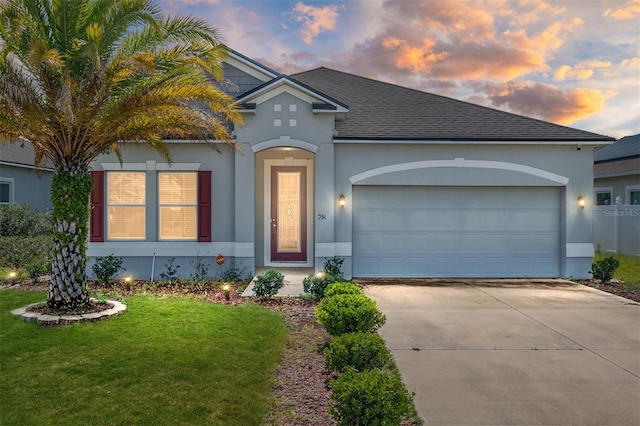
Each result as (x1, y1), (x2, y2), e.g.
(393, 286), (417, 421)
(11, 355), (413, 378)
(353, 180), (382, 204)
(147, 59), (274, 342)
(264, 158), (314, 267)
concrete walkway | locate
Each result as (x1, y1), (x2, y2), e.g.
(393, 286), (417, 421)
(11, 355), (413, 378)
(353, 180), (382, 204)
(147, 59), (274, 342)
(366, 280), (640, 426)
(241, 267), (313, 297)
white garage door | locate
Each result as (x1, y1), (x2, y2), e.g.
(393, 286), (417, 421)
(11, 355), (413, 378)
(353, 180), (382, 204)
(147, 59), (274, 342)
(353, 186), (560, 278)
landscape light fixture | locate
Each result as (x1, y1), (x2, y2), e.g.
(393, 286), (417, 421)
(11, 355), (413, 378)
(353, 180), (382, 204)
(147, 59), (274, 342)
(577, 196), (586, 209)
(223, 284), (230, 301)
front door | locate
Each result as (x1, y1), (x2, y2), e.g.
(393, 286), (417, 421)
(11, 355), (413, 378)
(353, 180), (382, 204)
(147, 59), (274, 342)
(270, 166), (307, 262)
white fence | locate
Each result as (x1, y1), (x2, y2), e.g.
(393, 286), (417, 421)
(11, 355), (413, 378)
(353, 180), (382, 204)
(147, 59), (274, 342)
(593, 204), (640, 256)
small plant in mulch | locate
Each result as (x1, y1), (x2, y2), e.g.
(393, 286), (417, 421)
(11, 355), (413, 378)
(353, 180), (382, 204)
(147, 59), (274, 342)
(590, 256), (620, 283)
(92, 254), (125, 285)
(253, 268), (285, 299)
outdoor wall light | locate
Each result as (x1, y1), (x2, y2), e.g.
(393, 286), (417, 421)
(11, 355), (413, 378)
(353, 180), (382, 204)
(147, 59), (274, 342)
(338, 194), (346, 208)
(577, 195), (586, 209)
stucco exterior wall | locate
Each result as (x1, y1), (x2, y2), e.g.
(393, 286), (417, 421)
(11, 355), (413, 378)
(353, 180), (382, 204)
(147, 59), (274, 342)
(0, 164), (53, 211)
(333, 143), (595, 279)
(87, 142), (241, 280)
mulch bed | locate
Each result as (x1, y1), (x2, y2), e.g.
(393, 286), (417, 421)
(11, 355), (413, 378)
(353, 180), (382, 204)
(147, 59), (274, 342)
(578, 279), (640, 303)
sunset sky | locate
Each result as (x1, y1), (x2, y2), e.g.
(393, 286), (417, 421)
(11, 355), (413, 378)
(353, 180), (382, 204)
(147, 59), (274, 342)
(158, 0), (640, 139)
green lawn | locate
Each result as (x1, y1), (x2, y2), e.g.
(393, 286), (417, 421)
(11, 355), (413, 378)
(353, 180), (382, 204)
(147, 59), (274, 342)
(593, 252), (640, 288)
(0, 290), (286, 425)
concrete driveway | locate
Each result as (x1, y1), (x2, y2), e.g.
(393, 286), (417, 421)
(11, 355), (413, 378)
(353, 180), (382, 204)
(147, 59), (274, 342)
(365, 280), (640, 426)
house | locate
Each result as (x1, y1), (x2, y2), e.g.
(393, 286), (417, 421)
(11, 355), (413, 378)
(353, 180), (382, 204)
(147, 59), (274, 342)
(593, 134), (640, 206)
(593, 134), (640, 256)
(0, 140), (53, 212)
(87, 50), (614, 280)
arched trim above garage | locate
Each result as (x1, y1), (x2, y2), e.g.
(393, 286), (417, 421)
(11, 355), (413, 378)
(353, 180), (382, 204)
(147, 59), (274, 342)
(349, 158), (569, 186)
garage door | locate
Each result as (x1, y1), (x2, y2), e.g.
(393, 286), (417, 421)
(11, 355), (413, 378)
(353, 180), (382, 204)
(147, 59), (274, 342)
(353, 186), (560, 277)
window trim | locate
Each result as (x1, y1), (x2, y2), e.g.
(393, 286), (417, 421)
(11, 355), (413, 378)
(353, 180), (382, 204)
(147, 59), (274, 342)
(594, 186), (613, 206)
(158, 171), (198, 241)
(0, 177), (15, 204)
(106, 171), (146, 241)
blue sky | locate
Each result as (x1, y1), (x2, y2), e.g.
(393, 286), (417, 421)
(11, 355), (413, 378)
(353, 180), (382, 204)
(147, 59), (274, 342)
(158, 0), (640, 138)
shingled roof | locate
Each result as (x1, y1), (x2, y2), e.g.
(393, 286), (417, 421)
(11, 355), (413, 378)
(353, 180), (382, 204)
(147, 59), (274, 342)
(291, 67), (612, 142)
(594, 133), (640, 162)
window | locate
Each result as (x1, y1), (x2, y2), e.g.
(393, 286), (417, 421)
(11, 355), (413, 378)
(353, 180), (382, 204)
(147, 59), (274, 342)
(627, 185), (640, 205)
(107, 172), (145, 239)
(594, 188), (612, 205)
(0, 178), (13, 203)
(90, 168), (210, 243)
(159, 172), (197, 240)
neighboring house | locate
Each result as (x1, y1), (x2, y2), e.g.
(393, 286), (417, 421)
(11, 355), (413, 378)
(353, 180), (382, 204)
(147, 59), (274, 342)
(87, 50), (614, 280)
(593, 134), (640, 206)
(593, 134), (640, 256)
(0, 140), (53, 212)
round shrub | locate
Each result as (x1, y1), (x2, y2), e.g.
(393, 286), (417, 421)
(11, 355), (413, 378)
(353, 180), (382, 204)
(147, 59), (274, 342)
(324, 332), (391, 372)
(329, 368), (413, 426)
(325, 282), (364, 298)
(315, 294), (386, 336)
(253, 268), (284, 298)
(302, 273), (340, 299)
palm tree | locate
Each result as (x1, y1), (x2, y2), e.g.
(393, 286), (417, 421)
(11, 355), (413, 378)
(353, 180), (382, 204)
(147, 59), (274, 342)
(0, 0), (243, 309)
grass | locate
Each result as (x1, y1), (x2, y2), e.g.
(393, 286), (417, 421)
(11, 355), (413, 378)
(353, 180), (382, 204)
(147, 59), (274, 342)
(0, 290), (287, 425)
(593, 252), (640, 288)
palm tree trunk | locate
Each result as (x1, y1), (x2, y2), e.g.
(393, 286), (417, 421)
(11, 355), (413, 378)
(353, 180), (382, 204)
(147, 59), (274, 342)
(48, 167), (94, 309)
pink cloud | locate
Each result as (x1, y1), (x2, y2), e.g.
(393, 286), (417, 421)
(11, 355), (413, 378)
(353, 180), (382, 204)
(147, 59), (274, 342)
(604, 0), (640, 20)
(292, 2), (341, 44)
(485, 82), (614, 124)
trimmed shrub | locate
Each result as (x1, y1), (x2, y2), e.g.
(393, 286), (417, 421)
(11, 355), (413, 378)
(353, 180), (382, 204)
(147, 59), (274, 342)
(329, 368), (413, 426)
(253, 268), (284, 298)
(0, 203), (52, 237)
(92, 254), (125, 285)
(316, 294), (386, 336)
(324, 332), (391, 373)
(302, 273), (340, 299)
(325, 282), (364, 298)
(590, 256), (620, 283)
(0, 235), (53, 272)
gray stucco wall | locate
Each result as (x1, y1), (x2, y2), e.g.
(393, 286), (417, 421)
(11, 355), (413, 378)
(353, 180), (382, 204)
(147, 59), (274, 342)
(87, 142), (242, 280)
(0, 164), (53, 211)
(333, 143), (596, 279)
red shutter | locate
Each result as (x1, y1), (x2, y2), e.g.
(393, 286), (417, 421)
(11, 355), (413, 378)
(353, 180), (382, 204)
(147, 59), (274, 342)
(197, 171), (212, 242)
(90, 171), (104, 242)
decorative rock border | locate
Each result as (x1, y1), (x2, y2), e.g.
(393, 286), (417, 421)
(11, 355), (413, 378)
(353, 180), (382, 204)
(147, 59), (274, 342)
(11, 298), (127, 326)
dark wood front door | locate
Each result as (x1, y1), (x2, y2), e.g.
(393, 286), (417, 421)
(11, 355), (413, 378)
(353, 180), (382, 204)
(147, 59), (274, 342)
(270, 166), (307, 262)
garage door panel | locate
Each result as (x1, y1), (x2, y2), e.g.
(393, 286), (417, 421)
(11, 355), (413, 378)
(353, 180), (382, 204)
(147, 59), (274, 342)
(353, 186), (560, 278)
